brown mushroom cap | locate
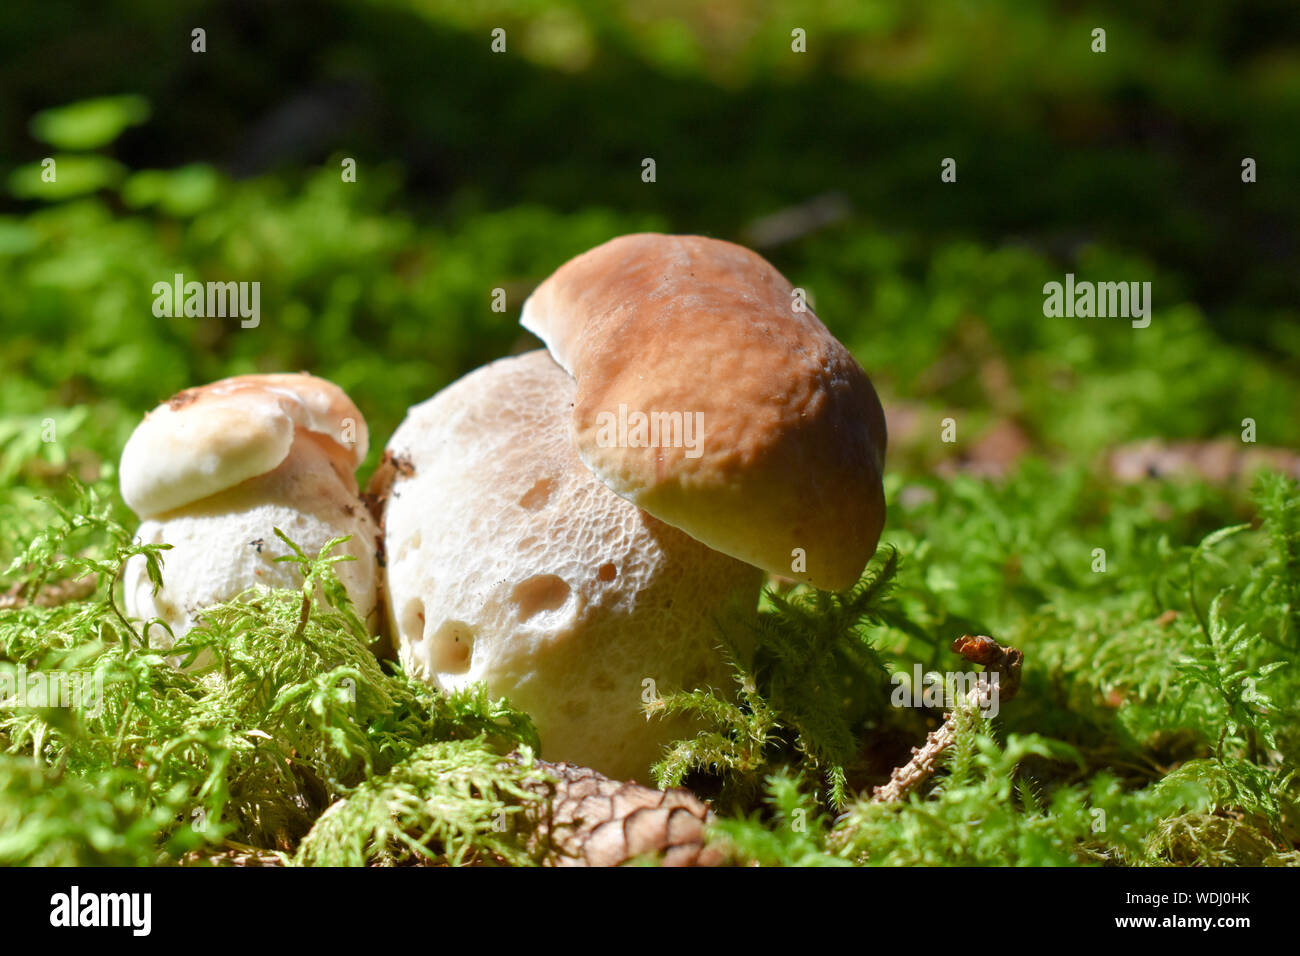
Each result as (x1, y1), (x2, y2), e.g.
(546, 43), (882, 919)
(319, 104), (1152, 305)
(119, 373), (368, 519)
(521, 233), (887, 591)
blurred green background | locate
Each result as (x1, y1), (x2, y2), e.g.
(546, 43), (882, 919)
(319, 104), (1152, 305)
(1, 0), (1298, 488)
(3, 0), (1300, 868)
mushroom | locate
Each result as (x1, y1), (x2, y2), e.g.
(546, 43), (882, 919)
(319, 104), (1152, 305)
(521, 233), (887, 590)
(377, 350), (763, 781)
(119, 373), (380, 646)
(379, 234), (887, 779)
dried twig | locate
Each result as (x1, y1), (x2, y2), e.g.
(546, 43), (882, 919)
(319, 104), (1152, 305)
(871, 635), (1023, 804)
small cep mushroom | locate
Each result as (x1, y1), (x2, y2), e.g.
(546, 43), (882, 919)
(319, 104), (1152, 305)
(119, 373), (380, 645)
(521, 233), (888, 590)
(378, 351), (763, 781)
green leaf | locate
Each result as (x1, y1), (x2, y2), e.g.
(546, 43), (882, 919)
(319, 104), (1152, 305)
(28, 95), (151, 150)
(121, 165), (221, 217)
(8, 155), (125, 201)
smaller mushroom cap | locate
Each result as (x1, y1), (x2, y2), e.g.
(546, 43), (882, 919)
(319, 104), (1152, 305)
(521, 233), (887, 591)
(120, 373), (368, 519)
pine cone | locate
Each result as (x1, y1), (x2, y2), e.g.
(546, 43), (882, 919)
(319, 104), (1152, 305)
(522, 761), (729, 867)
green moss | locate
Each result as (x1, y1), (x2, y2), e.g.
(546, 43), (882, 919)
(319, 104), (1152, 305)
(0, 487), (538, 864)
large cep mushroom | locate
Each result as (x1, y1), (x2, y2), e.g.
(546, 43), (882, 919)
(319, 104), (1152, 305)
(381, 234), (887, 779)
(120, 373), (380, 645)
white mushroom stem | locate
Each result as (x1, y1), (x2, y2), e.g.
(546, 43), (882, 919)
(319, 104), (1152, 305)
(124, 429), (379, 645)
(379, 350), (762, 781)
